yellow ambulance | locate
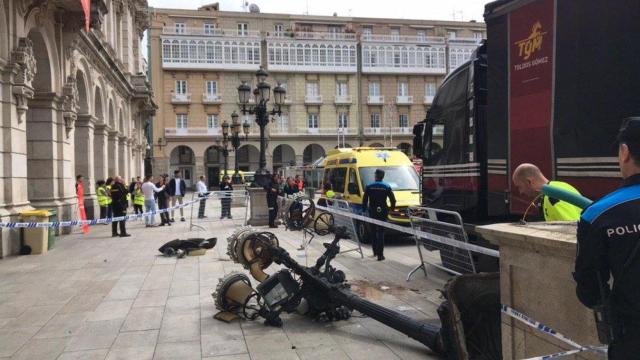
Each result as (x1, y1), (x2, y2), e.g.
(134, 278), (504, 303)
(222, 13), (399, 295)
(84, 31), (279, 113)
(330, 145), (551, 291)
(318, 147), (420, 243)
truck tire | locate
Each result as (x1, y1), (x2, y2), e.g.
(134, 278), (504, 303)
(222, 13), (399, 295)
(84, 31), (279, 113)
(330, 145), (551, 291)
(356, 221), (373, 244)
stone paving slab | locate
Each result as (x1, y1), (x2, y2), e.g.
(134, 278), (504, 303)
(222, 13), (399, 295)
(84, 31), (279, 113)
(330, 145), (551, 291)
(0, 203), (451, 359)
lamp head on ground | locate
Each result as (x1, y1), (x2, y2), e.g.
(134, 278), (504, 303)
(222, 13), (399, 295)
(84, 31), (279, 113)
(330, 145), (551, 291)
(237, 81), (251, 104)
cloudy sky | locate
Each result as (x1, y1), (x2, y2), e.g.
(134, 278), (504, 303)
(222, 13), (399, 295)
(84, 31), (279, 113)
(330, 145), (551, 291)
(147, 0), (485, 22)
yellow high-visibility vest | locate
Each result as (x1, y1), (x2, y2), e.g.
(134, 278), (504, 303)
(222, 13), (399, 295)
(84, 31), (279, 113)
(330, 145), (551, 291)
(97, 186), (109, 207)
(134, 189), (145, 206)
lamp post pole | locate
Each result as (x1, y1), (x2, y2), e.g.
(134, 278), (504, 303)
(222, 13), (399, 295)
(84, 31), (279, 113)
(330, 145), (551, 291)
(222, 111), (250, 185)
(237, 66), (286, 186)
(222, 138), (229, 177)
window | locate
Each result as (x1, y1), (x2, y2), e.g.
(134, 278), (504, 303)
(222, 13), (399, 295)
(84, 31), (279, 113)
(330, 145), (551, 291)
(371, 113), (381, 128)
(328, 25), (342, 39)
(274, 24), (284, 37)
(398, 82), (409, 96)
(362, 27), (372, 40)
(176, 114), (188, 128)
(399, 114), (409, 128)
(175, 80), (187, 95)
(348, 168), (360, 195)
(175, 23), (186, 34)
(359, 166), (419, 191)
(338, 112), (348, 128)
(425, 82), (437, 97)
(391, 28), (400, 41)
(276, 114), (289, 132)
(306, 82), (319, 97)
(237, 23), (248, 36)
(204, 23), (217, 35)
(324, 167), (347, 193)
(448, 30), (457, 39)
(369, 82), (380, 96)
(308, 113), (319, 129)
(205, 80), (217, 95)
(474, 32), (483, 40)
(417, 30), (426, 41)
(207, 114), (218, 129)
(336, 82), (348, 97)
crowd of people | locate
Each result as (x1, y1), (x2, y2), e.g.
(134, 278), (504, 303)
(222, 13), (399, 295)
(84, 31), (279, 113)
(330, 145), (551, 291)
(85, 171), (199, 237)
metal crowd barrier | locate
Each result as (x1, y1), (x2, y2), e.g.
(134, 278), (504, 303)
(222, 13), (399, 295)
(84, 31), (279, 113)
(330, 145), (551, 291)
(315, 204), (499, 280)
(188, 190), (249, 231)
(407, 207), (476, 280)
(318, 199), (364, 258)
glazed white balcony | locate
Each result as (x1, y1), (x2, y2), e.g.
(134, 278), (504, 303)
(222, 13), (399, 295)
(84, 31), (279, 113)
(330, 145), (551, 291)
(165, 127), (221, 137)
(162, 37), (261, 70)
(266, 42), (357, 73)
(162, 27), (261, 38)
(334, 95), (352, 105)
(361, 34), (446, 44)
(171, 93), (191, 104)
(202, 93), (222, 104)
(424, 95), (435, 104)
(361, 44), (447, 74)
(305, 95), (323, 105)
(396, 95), (413, 105)
(294, 32), (357, 41)
(367, 95), (384, 105)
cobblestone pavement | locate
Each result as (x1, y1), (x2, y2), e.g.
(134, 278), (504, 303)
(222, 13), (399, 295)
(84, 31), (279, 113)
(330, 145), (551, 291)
(0, 200), (452, 360)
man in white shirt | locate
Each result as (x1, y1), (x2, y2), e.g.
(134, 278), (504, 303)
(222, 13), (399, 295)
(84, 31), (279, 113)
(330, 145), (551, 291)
(141, 175), (165, 227)
(168, 170), (186, 222)
(196, 175), (209, 218)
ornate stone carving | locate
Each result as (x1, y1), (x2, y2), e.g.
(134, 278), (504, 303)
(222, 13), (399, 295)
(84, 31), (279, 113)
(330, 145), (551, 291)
(90, 0), (108, 30)
(11, 38), (37, 123)
(62, 75), (79, 138)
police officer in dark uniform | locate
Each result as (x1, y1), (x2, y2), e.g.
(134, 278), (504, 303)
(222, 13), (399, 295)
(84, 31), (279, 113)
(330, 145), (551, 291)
(110, 176), (131, 237)
(362, 169), (396, 261)
(265, 174), (280, 228)
(219, 175), (233, 219)
(575, 117), (640, 359)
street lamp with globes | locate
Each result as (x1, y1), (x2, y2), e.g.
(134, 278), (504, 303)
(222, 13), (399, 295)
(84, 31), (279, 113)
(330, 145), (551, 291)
(237, 66), (286, 186)
(222, 111), (250, 184)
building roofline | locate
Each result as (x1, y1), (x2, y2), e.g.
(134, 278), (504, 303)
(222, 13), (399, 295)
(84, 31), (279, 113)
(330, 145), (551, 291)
(149, 7), (485, 27)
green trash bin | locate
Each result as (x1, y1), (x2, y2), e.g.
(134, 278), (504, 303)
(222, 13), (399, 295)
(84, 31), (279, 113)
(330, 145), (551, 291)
(47, 209), (58, 250)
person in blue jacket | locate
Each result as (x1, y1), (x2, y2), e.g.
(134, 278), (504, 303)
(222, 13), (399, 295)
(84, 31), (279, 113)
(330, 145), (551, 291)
(362, 169), (396, 261)
(574, 117), (640, 358)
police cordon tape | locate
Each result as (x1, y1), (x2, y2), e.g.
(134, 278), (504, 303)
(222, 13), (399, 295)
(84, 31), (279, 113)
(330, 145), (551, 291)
(315, 204), (500, 257)
(501, 304), (607, 359)
(0, 190), (248, 228)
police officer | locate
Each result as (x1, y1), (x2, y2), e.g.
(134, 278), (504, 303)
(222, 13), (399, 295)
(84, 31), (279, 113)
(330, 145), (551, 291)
(574, 117), (640, 358)
(265, 174), (280, 228)
(110, 176), (131, 237)
(96, 180), (109, 220)
(362, 169), (396, 261)
(219, 175), (233, 219)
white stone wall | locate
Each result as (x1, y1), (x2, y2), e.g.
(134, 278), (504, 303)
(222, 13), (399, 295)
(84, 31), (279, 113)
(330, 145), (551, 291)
(0, 0), (155, 257)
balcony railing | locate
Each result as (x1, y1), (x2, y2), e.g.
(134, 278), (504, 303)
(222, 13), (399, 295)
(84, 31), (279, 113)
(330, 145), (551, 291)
(270, 127), (356, 135)
(364, 127), (412, 135)
(171, 93), (191, 104)
(202, 93), (222, 104)
(396, 95), (414, 105)
(162, 27), (261, 38)
(295, 32), (357, 41)
(361, 34), (445, 44)
(367, 95), (384, 105)
(305, 95), (323, 105)
(334, 95), (352, 105)
(424, 95), (435, 104)
(165, 127), (221, 136)
(448, 37), (483, 45)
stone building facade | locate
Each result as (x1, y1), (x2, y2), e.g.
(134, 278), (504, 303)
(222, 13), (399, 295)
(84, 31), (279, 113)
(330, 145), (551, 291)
(148, 4), (485, 188)
(0, 0), (155, 256)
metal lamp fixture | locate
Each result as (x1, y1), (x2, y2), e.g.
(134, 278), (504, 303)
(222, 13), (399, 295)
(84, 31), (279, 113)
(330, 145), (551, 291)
(237, 66), (286, 186)
(221, 110), (245, 185)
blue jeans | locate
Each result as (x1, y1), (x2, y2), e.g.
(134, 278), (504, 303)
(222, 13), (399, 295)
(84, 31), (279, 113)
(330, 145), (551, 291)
(144, 199), (157, 225)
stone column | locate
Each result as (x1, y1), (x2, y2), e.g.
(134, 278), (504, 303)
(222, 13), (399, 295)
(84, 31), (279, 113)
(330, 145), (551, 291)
(118, 136), (127, 180)
(296, 154), (304, 167)
(265, 154), (273, 173)
(75, 115), (97, 219)
(93, 124), (109, 182)
(108, 130), (119, 177)
(195, 156), (205, 181)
